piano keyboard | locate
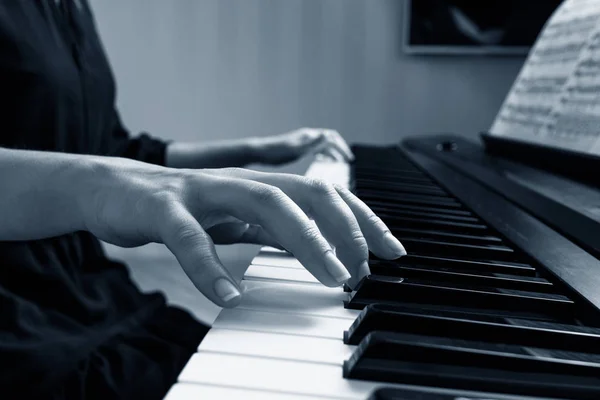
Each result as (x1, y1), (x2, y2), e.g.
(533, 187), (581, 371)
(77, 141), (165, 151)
(166, 147), (600, 400)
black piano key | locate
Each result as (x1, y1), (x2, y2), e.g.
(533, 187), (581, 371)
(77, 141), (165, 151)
(354, 180), (448, 196)
(354, 176), (436, 188)
(365, 201), (474, 217)
(352, 332), (600, 368)
(368, 263), (555, 293)
(344, 304), (600, 349)
(345, 275), (574, 318)
(397, 238), (519, 262)
(354, 178), (443, 192)
(373, 254), (538, 276)
(361, 274), (566, 301)
(353, 167), (423, 175)
(358, 191), (463, 208)
(344, 331), (600, 400)
(368, 301), (565, 323)
(394, 228), (504, 246)
(379, 216), (490, 236)
(352, 164), (423, 172)
(354, 168), (428, 178)
(359, 189), (458, 203)
(354, 173), (441, 184)
(375, 210), (480, 224)
(354, 162), (419, 170)
(368, 387), (505, 400)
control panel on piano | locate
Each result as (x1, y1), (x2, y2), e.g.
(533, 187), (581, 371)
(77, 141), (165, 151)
(166, 147), (600, 400)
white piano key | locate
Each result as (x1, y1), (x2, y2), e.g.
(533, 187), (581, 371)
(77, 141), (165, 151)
(178, 354), (547, 400)
(252, 254), (305, 269)
(238, 280), (359, 320)
(305, 160), (350, 187)
(165, 383), (331, 400)
(178, 352), (376, 399)
(213, 308), (352, 339)
(198, 328), (355, 365)
(245, 264), (320, 284)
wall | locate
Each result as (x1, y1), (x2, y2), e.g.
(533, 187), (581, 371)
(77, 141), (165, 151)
(89, 0), (525, 164)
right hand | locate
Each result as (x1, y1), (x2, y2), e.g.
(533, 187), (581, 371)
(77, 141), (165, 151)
(80, 157), (406, 308)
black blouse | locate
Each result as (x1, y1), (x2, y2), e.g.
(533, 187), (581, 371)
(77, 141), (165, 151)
(0, 1), (206, 398)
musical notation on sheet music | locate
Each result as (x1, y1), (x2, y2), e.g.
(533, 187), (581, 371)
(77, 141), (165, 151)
(490, 0), (600, 156)
(541, 24), (600, 154)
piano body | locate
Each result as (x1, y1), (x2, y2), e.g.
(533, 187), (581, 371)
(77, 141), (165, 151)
(165, 0), (600, 398)
(165, 133), (600, 400)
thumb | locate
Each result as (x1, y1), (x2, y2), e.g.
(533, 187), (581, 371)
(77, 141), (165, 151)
(160, 203), (242, 308)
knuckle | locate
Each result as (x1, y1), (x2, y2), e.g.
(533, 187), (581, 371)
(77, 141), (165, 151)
(350, 230), (369, 256)
(298, 224), (322, 245)
(332, 183), (348, 194)
(307, 178), (335, 197)
(218, 167), (245, 178)
(172, 222), (202, 247)
(367, 212), (385, 228)
(249, 184), (286, 205)
(145, 191), (178, 216)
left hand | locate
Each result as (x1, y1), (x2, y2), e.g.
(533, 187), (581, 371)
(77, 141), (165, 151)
(250, 128), (354, 165)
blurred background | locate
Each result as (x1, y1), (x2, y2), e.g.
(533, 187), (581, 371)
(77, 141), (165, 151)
(90, 0), (555, 324)
(89, 0), (531, 175)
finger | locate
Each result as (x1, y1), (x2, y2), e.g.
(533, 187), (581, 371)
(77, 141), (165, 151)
(203, 177), (351, 287)
(335, 185), (407, 260)
(240, 224), (286, 250)
(210, 170), (369, 288)
(160, 202), (242, 308)
(205, 222), (251, 244)
(207, 221), (284, 249)
(296, 128), (327, 151)
(314, 142), (345, 162)
(315, 152), (337, 162)
(323, 129), (354, 161)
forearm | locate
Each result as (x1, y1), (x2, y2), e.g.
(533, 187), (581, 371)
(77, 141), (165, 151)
(165, 139), (260, 169)
(0, 147), (97, 241)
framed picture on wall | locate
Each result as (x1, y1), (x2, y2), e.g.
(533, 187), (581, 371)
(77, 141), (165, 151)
(403, 0), (563, 55)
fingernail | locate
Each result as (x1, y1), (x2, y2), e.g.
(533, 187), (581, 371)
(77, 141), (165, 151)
(384, 231), (407, 257)
(324, 250), (351, 283)
(214, 278), (241, 303)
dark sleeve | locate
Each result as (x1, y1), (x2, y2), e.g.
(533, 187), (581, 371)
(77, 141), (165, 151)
(105, 109), (170, 166)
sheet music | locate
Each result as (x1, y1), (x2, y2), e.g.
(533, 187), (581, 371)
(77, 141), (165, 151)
(490, 0), (600, 156)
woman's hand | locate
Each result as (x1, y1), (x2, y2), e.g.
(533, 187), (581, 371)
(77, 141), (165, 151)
(249, 128), (354, 165)
(166, 128), (353, 169)
(80, 158), (405, 308)
(0, 148), (404, 309)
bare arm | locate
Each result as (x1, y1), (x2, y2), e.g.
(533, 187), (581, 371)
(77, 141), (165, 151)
(166, 138), (257, 169)
(0, 147), (92, 240)
(0, 146), (405, 308)
(165, 128), (354, 169)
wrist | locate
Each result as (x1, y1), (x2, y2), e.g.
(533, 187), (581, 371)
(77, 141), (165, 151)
(0, 149), (103, 240)
(73, 155), (157, 233)
(70, 155), (112, 233)
(242, 137), (264, 165)
(166, 139), (264, 169)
